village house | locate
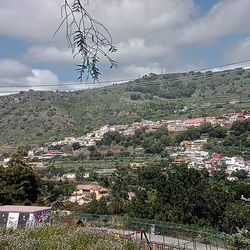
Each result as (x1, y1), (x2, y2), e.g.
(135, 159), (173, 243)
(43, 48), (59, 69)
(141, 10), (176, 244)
(99, 125), (113, 133)
(204, 159), (215, 169)
(142, 120), (156, 128)
(113, 124), (128, 131)
(180, 140), (192, 150)
(222, 156), (248, 173)
(184, 118), (205, 127)
(205, 117), (217, 125)
(129, 162), (145, 170)
(172, 157), (189, 166)
(128, 192), (136, 200)
(227, 176), (239, 182)
(73, 184), (99, 196)
(70, 183), (109, 205)
(191, 139), (207, 151)
(63, 137), (77, 145)
(62, 173), (76, 182)
(131, 123), (146, 130)
(3, 158), (10, 167)
(245, 113), (250, 119)
(212, 153), (221, 159)
(237, 113), (246, 121)
(181, 139), (207, 151)
(28, 150), (34, 158)
(45, 150), (64, 156)
(123, 128), (135, 136)
(222, 119), (233, 127)
(166, 120), (186, 132)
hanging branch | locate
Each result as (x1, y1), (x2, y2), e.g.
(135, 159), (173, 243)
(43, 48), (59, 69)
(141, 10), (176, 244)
(55, 0), (118, 81)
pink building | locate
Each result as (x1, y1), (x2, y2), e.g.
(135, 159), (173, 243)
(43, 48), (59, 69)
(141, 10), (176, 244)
(184, 118), (205, 127)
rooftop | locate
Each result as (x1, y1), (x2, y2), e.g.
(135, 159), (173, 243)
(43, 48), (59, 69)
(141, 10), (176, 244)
(0, 205), (51, 213)
(77, 184), (99, 191)
(184, 118), (205, 124)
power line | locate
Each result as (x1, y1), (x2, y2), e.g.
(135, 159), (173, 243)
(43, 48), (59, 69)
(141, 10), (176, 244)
(0, 69), (248, 94)
(0, 78), (135, 88)
(196, 59), (250, 72)
(0, 58), (249, 91)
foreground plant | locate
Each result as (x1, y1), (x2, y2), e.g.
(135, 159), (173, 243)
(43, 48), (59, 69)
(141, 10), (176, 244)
(0, 225), (140, 250)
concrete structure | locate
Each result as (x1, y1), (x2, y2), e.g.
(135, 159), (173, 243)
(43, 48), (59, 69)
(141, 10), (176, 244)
(0, 205), (51, 229)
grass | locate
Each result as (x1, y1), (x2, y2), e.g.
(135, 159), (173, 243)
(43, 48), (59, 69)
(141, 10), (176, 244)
(0, 225), (141, 250)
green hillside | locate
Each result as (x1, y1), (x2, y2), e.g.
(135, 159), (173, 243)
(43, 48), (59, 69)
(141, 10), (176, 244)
(0, 68), (249, 147)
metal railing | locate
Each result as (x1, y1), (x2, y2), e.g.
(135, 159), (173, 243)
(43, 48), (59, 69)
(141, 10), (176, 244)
(53, 213), (250, 250)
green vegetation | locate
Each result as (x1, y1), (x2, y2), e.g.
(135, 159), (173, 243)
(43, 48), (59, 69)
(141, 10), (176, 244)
(0, 68), (249, 149)
(62, 164), (250, 235)
(0, 131), (250, 237)
(0, 147), (40, 205)
(0, 68), (250, 241)
(0, 225), (139, 250)
(94, 119), (250, 159)
(204, 119), (250, 159)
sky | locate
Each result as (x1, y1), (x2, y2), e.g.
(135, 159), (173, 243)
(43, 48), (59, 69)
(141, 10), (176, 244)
(1, 0), (250, 93)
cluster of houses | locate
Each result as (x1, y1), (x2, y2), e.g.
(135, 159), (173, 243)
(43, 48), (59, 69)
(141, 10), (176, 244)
(68, 146), (250, 205)
(170, 138), (250, 181)
(1, 112), (249, 186)
(25, 112), (250, 161)
(28, 148), (66, 160)
(69, 182), (135, 205)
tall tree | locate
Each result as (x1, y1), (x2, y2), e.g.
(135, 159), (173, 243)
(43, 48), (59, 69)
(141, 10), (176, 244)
(0, 149), (40, 205)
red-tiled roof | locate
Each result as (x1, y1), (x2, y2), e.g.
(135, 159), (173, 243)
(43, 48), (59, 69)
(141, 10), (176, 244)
(77, 184), (98, 191)
(212, 153), (221, 159)
(0, 205), (51, 213)
(184, 118), (205, 124)
(47, 150), (63, 155)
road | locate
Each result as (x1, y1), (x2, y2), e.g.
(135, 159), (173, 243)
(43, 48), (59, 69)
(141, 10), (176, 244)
(93, 227), (226, 250)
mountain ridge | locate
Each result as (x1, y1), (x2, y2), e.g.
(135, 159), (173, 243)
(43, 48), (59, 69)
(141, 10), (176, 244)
(0, 67), (249, 148)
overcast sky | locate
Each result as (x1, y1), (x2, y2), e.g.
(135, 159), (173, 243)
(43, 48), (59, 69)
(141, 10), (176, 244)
(1, 0), (250, 93)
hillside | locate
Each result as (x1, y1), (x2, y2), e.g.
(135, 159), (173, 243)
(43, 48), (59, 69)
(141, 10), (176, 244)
(0, 68), (249, 148)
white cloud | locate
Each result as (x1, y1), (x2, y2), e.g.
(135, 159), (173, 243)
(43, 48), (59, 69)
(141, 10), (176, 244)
(114, 38), (169, 64)
(1, 0), (250, 83)
(124, 63), (162, 77)
(26, 69), (60, 85)
(0, 0), (63, 44)
(22, 46), (73, 64)
(0, 58), (116, 95)
(178, 0), (250, 45)
(0, 59), (61, 94)
(0, 59), (33, 81)
(223, 36), (250, 63)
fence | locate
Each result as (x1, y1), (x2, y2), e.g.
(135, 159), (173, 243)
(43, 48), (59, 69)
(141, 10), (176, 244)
(53, 213), (250, 250)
